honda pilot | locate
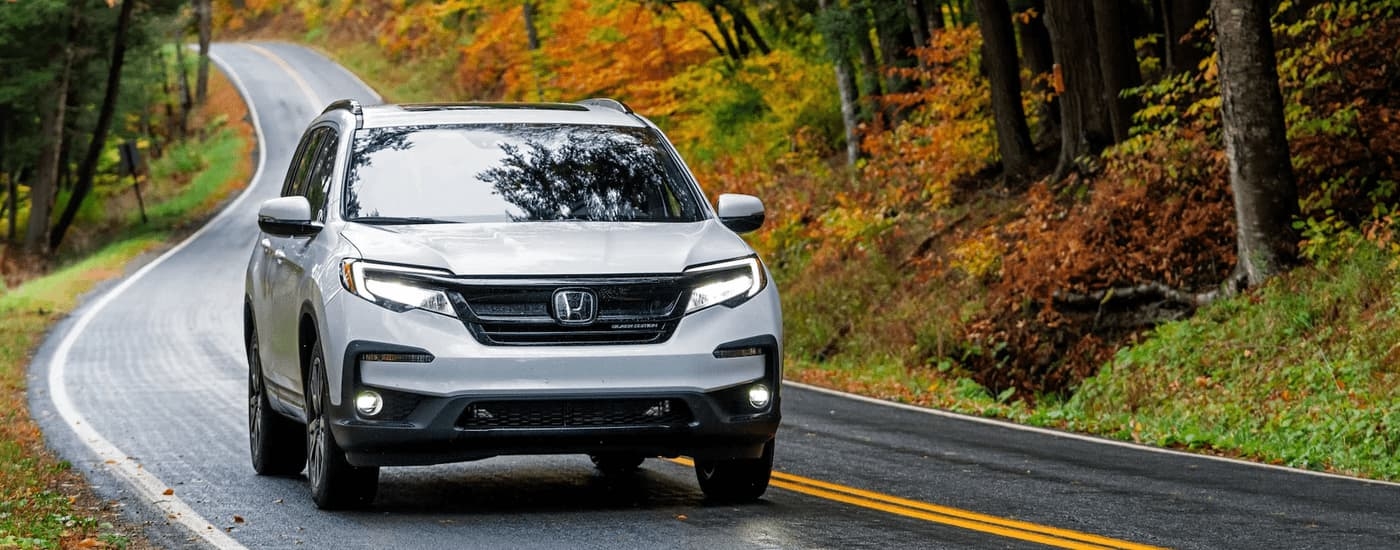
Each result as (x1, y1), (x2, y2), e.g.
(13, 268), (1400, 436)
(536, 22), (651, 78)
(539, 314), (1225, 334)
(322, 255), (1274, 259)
(243, 98), (782, 509)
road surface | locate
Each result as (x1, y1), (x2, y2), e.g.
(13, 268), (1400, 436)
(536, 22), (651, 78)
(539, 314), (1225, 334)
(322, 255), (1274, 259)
(29, 42), (1400, 549)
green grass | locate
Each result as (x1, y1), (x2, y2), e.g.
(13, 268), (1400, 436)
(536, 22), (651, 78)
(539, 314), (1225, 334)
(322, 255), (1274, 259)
(791, 240), (1400, 482)
(143, 126), (245, 226)
(0, 109), (248, 548)
(1025, 243), (1400, 479)
(0, 237), (159, 548)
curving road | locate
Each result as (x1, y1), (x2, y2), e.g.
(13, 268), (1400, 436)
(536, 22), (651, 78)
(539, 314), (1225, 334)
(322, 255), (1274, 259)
(27, 42), (1400, 549)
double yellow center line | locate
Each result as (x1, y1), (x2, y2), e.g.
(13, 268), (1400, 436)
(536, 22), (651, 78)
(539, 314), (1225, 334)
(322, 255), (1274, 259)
(669, 458), (1160, 549)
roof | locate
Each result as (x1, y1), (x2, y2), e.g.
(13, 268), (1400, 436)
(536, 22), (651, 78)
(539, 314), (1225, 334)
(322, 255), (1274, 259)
(331, 99), (648, 129)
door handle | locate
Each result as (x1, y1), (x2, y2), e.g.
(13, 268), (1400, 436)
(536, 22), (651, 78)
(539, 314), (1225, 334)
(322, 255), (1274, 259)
(260, 238), (272, 252)
(273, 250), (287, 262)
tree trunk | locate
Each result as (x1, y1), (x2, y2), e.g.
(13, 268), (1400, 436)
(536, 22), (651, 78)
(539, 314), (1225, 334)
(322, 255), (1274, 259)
(923, 0), (945, 31)
(720, 1), (770, 56)
(0, 108), (8, 241)
(845, 3), (879, 97)
(1214, 0), (1299, 286)
(523, 1), (543, 100)
(25, 12), (78, 254)
(819, 0), (863, 168)
(7, 167), (21, 245)
(174, 29), (193, 137)
(705, 3), (742, 61)
(50, 0), (135, 251)
(1044, 0), (1111, 179)
(1161, 0), (1209, 74)
(1092, 0), (1143, 143)
(523, 1), (541, 50)
(873, 0), (918, 98)
(1016, 0), (1058, 144)
(196, 0), (212, 104)
(973, 0), (1034, 180)
(853, 7), (883, 115)
(906, 0), (929, 48)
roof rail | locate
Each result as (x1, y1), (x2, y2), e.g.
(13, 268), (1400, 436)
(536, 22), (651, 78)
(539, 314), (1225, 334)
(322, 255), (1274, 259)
(323, 98), (364, 127)
(578, 98), (633, 114)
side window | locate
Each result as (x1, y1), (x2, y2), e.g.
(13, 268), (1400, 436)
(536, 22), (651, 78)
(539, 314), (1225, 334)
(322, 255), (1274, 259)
(304, 129), (338, 222)
(282, 128), (326, 198)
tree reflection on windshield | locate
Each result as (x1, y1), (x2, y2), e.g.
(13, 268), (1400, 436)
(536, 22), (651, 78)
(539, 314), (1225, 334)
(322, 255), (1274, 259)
(343, 129), (413, 219)
(342, 124), (703, 223)
(479, 127), (677, 222)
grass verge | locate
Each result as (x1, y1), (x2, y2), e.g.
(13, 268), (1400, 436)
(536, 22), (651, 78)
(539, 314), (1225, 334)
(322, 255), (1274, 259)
(0, 67), (253, 548)
(790, 241), (1400, 482)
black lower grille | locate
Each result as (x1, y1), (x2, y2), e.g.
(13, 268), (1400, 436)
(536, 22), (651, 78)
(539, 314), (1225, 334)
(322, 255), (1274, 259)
(456, 399), (692, 430)
(473, 321), (676, 345)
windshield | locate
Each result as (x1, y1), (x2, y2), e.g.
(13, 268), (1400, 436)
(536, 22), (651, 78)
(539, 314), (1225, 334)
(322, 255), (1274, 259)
(342, 124), (706, 224)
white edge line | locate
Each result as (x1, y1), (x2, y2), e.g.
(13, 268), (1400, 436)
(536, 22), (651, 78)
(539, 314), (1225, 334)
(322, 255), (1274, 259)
(45, 46), (269, 550)
(784, 380), (1400, 489)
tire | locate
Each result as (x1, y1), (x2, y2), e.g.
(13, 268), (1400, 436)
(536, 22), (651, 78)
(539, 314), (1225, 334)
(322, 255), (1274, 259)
(694, 440), (774, 502)
(247, 319), (307, 476)
(589, 454), (646, 474)
(305, 341), (379, 509)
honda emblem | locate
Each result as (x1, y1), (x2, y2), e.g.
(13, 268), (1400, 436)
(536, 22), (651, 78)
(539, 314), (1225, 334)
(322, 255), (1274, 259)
(552, 288), (597, 325)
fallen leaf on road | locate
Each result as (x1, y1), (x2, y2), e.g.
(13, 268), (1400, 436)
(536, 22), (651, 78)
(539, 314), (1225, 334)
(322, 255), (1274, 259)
(675, 514), (688, 521)
(234, 515), (245, 524)
(162, 488), (174, 496)
(73, 538), (101, 548)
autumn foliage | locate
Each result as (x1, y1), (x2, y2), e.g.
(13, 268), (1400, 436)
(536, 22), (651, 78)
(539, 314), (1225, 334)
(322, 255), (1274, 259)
(215, 1), (1400, 401)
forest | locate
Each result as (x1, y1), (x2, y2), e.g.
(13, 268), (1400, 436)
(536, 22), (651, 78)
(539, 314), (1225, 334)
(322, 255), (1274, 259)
(210, 0), (1400, 403)
(0, 0), (219, 269)
(3, 0), (1399, 433)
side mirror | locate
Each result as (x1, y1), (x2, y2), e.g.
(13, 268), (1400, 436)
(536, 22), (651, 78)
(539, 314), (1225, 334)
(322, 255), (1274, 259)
(717, 193), (765, 234)
(257, 196), (320, 236)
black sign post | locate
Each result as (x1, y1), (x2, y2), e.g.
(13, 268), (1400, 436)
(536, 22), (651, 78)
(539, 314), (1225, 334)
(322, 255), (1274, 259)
(119, 140), (148, 224)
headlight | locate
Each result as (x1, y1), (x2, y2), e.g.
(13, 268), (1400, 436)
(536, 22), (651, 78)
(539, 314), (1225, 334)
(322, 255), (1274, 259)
(685, 256), (766, 314)
(341, 259), (457, 317)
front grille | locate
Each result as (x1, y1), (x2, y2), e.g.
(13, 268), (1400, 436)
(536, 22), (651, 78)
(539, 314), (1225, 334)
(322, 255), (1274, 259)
(449, 278), (687, 346)
(457, 398), (692, 430)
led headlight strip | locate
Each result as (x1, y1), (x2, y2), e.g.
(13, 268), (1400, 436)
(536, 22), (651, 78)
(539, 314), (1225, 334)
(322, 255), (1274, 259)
(684, 256), (766, 314)
(340, 259), (457, 317)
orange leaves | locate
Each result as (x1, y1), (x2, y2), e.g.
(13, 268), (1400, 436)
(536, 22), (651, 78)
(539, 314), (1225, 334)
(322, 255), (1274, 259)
(538, 1), (714, 111)
(451, 0), (716, 110)
(861, 28), (993, 212)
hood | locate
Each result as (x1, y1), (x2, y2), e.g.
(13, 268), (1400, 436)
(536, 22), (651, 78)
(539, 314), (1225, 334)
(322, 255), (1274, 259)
(338, 220), (755, 276)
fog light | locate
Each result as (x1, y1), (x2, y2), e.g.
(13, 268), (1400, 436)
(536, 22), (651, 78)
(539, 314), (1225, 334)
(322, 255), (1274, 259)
(714, 346), (763, 359)
(747, 384), (771, 409)
(355, 390), (383, 416)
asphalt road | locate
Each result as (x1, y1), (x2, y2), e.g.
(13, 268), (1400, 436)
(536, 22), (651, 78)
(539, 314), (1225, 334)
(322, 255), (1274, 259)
(28, 42), (1400, 549)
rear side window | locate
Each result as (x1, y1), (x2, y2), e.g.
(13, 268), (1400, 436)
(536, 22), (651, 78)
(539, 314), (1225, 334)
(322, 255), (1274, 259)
(304, 129), (338, 221)
(282, 127), (327, 198)
(342, 124), (705, 224)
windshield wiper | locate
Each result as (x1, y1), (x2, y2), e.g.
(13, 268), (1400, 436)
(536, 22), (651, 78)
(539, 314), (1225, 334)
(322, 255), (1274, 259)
(350, 216), (457, 225)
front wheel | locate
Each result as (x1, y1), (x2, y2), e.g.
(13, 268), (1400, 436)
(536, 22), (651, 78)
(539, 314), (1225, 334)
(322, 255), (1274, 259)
(247, 319), (306, 475)
(694, 440), (774, 502)
(305, 341), (378, 509)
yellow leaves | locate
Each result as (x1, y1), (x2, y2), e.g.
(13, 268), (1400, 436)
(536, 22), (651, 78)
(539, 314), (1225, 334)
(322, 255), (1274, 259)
(950, 233), (1003, 281)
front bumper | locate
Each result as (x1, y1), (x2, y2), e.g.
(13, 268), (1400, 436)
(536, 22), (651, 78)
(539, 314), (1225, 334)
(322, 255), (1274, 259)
(330, 385), (780, 467)
(319, 285), (783, 467)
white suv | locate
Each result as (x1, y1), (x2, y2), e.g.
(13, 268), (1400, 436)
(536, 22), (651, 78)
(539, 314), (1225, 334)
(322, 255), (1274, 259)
(243, 98), (782, 509)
